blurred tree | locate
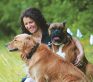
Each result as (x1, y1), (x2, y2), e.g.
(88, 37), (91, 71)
(0, 0), (93, 38)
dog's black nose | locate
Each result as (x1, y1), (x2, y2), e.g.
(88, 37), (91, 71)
(53, 29), (61, 35)
(54, 29), (60, 33)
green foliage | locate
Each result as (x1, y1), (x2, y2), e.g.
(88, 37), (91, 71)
(0, 0), (93, 38)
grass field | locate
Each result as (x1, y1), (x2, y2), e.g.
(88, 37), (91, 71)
(0, 38), (93, 82)
(0, 40), (25, 82)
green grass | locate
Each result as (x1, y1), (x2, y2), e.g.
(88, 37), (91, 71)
(0, 40), (25, 82)
(0, 38), (93, 82)
(81, 38), (93, 63)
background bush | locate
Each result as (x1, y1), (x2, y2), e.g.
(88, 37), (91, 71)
(0, 0), (93, 38)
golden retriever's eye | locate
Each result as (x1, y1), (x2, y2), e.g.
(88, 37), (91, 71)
(13, 39), (18, 43)
(14, 39), (17, 41)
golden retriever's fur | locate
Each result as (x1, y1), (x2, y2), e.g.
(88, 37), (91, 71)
(48, 23), (93, 81)
(7, 34), (89, 82)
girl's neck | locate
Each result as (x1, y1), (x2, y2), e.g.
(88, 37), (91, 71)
(33, 28), (42, 43)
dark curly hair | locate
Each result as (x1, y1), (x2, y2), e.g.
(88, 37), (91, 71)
(20, 7), (48, 35)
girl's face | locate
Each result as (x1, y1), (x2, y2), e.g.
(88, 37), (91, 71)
(23, 17), (38, 33)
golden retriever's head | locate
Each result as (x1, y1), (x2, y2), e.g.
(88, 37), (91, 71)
(7, 34), (37, 52)
(7, 33), (39, 59)
(48, 22), (67, 45)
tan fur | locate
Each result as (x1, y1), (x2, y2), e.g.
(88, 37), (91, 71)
(49, 23), (93, 81)
(7, 34), (89, 82)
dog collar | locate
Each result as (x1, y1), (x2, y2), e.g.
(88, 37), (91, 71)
(27, 43), (39, 59)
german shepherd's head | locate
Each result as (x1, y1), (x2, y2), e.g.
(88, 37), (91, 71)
(48, 22), (68, 45)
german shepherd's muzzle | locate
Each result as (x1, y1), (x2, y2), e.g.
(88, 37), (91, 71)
(49, 22), (67, 45)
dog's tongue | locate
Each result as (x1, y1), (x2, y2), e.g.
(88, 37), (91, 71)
(53, 37), (60, 40)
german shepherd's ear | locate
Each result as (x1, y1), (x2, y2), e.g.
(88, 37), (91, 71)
(63, 21), (66, 27)
(61, 21), (67, 33)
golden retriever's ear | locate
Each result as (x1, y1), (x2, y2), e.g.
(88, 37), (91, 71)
(26, 35), (32, 40)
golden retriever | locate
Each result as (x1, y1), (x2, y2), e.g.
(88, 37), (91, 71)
(48, 22), (93, 81)
(7, 34), (89, 82)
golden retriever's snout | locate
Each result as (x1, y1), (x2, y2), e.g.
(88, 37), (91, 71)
(7, 43), (18, 52)
(6, 34), (32, 52)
